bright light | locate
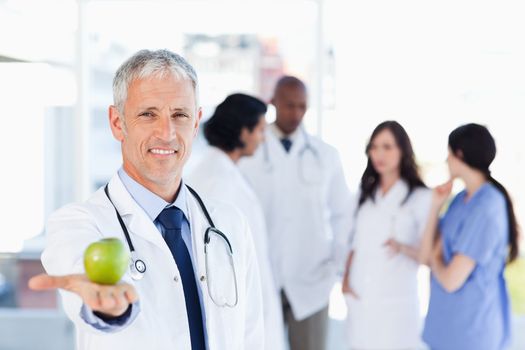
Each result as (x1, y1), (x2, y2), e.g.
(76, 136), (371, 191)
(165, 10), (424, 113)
(0, 63), (47, 252)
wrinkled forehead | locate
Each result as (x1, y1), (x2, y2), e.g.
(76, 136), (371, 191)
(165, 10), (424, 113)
(125, 75), (198, 111)
(116, 69), (199, 113)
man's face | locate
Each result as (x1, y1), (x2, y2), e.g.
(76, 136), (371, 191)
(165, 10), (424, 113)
(109, 74), (201, 190)
(272, 85), (307, 135)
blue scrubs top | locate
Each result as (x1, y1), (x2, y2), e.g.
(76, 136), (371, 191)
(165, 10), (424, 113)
(423, 183), (511, 350)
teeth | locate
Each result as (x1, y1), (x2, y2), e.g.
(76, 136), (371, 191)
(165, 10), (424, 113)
(150, 149), (175, 155)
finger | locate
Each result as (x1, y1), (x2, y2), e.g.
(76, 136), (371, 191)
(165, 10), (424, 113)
(98, 287), (117, 310)
(442, 179), (453, 187)
(113, 285), (132, 310)
(28, 274), (68, 291)
(29, 273), (89, 292)
(346, 287), (359, 299)
(123, 285), (139, 304)
(81, 287), (102, 311)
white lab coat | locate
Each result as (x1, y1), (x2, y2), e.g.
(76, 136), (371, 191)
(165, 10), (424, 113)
(346, 180), (431, 349)
(41, 174), (264, 350)
(187, 146), (286, 350)
(239, 125), (353, 320)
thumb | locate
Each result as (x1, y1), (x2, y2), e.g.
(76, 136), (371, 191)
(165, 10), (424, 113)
(28, 274), (69, 291)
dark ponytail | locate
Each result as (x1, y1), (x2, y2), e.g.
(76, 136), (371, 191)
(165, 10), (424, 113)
(487, 175), (520, 262)
(449, 123), (520, 263)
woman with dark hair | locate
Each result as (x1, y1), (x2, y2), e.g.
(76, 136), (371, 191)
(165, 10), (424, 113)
(202, 93), (267, 158)
(422, 123), (519, 350)
(342, 121), (432, 349)
(187, 93), (286, 350)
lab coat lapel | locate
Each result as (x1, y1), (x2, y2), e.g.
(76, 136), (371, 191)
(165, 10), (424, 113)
(186, 190), (218, 346)
(186, 191), (213, 280)
(375, 180), (409, 209)
(107, 174), (173, 259)
(266, 129), (287, 159)
(288, 128), (306, 158)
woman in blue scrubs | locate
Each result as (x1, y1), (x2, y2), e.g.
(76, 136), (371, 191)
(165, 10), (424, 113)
(421, 124), (520, 350)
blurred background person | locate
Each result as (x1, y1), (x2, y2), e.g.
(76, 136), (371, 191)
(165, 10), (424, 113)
(187, 93), (287, 350)
(342, 121), (431, 349)
(239, 76), (353, 350)
(422, 123), (519, 350)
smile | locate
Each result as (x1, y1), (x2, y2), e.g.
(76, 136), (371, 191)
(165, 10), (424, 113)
(149, 148), (176, 155)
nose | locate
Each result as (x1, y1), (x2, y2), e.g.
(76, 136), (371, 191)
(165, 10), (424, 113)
(155, 114), (176, 141)
(292, 108), (306, 122)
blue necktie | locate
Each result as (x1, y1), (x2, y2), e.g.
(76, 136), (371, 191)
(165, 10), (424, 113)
(281, 137), (292, 153)
(157, 206), (205, 350)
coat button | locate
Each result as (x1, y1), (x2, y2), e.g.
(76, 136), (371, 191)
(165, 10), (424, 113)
(200, 275), (206, 282)
(173, 276), (179, 282)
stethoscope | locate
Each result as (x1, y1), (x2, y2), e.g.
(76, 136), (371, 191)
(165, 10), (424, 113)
(262, 126), (323, 185)
(104, 184), (239, 308)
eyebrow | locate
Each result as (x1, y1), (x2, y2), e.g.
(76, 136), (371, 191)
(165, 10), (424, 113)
(139, 106), (192, 113)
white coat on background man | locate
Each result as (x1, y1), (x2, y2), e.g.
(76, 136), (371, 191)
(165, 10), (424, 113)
(240, 124), (353, 320)
(238, 79), (352, 350)
(240, 79), (353, 343)
(188, 146), (286, 350)
(29, 50), (264, 350)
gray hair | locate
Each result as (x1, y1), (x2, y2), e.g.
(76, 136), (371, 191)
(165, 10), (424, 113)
(113, 49), (199, 114)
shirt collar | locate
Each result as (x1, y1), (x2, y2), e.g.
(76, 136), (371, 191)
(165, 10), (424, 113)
(117, 168), (190, 222)
(374, 179), (408, 204)
(270, 122), (300, 143)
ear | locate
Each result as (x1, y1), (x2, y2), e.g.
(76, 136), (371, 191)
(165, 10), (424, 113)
(240, 126), (250, 142)
(109, 105), (125, 142)
(238, 127), (250, 149)
(193, 107), (202, 138)
(456, 149), (464, 160)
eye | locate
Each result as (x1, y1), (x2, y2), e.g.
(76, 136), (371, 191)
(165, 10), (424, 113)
(139, 111), (155, 118)
(173, 113), (189, 119)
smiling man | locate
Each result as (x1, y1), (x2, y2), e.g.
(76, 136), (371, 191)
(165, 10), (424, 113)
(29, 49), (264, 350)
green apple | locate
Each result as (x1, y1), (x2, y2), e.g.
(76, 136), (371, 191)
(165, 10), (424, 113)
(83, 238), (130, 285)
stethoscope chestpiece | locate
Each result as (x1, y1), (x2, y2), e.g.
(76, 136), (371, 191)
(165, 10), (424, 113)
(129, 252), (146, 281)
